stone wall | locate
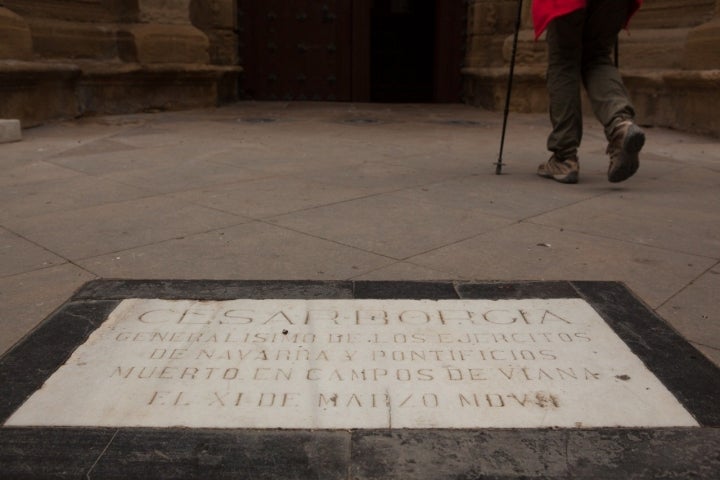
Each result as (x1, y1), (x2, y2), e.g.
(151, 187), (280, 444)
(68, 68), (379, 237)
(463, 0), (720, 137)
(3, 0), (718, 136)
(0, 0), (241, 126)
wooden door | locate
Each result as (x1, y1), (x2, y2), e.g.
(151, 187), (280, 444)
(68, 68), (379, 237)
(237, 0), (465, 102)
(238, 0), (355, 101)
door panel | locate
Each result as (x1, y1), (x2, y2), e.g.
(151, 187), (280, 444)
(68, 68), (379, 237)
(238, 0), (354, 101)
(238, 0), (465, 102)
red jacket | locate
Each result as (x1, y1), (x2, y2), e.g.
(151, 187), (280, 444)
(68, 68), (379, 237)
(532, 0), (643, 39)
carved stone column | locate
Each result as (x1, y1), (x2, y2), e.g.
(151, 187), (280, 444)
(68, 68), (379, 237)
(0, 6), (32, 59)
(465, 0), (518, 69)
(0, 2), (82, 125)
(684, 0), (720, 68)
(463, 0), (545, 112)
(190, 0), (237, 66)
(120, 0), (210, 65)
(0, 0), (241, 126)
(3, 0), (127, 60)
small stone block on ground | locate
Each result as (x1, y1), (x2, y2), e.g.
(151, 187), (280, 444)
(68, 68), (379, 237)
(0, 119), (21, 143)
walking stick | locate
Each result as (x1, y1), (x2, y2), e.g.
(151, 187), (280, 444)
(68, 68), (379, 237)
(495, 0), (524, 175)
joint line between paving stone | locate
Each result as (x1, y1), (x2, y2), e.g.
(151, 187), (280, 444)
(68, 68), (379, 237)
(240, 190), (395, 221)
(655, 259), (720, 311)
(0, 226), (98, 280)
(255, 219), (404, 261)
(345, 260), (455, 281)
(247, 174), (471, 222)
(85, 429), (119, 479)
(523, 217), (719, 262)
(517, 190), (611, 224)
(397, 221), (528, 262)
(72, 221), (253, 264)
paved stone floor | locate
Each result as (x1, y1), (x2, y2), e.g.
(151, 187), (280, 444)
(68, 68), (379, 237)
(1, 102), (719, 366)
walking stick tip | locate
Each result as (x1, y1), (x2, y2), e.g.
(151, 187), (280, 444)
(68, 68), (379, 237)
(494, 160), (505, 175)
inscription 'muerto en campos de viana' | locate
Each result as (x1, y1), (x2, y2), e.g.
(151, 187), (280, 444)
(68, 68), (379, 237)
(5, 299), (698, 429)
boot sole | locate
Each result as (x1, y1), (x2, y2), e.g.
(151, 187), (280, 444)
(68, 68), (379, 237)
(609, 125), (645, 183)
(554, 171), (578, 184)
(538, 171), (579, 184)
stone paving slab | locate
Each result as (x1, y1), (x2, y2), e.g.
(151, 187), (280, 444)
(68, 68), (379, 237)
(0, 102), (719, 476)
(408, 222), (714, 309)
(4, 196), (247, 261)
(74, 222), (395, 280)
(0, 280), (718, 478)
(0, 102), (718, 364)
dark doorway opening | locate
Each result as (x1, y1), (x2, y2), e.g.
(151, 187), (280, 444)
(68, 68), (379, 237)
(370, 0), (436, 102)
(236, 0), (465, 103)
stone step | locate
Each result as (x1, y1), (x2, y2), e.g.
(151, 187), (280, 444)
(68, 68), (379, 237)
(0, 59), (241, 126)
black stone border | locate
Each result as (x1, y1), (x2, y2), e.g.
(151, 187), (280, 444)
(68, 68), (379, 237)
(1, 280), (719, 479)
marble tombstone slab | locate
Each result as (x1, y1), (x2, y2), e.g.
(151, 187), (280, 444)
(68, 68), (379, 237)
(5, 298), (698, 429)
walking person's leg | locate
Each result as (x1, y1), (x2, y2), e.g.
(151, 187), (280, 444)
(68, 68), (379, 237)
(582, 0), (645, 182)
(538, 9), (585, 184)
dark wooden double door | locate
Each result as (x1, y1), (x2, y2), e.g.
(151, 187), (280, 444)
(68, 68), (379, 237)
(238, 0), (466, 102)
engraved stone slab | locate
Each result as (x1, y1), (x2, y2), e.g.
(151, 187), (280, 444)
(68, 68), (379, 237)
(5, 298), (699, 429)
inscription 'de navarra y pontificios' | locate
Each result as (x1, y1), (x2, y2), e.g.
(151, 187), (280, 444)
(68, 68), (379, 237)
(5, 299), (698, 429)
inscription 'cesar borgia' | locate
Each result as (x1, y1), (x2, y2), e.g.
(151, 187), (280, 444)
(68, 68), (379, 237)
(5, 299), (699, 429)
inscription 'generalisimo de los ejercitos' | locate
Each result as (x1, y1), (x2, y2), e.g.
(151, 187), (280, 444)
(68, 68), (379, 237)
(6, 298), (700, 428)
(109, 301), (600, 414)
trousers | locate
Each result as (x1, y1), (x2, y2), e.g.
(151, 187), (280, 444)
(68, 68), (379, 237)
(545, 0), (636, 160)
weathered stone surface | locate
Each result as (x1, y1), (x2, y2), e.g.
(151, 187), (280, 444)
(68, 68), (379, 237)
(631, 0), (715, 29)
(190, 0), (235, 30)
(189, 0), (236, 65)
(3, 0), (124, 23)
(684, 15), (720, 69)
(618, 28), (692, 69)
(465, 0), (522, 68)
(6, 298), (698, 429)
(204, 29), (238, 65)
(25, 17), (119, 60)
(0, 60), (81, 127)
(137, 0), (192, 24)
(502, 30), (546, 66)
(118, 24), (209, 64)
(505, 28), (693, 70)
(0, 7), (32, 60)
(661, 70), (720, 135)
(0, 0), (716, 136)
(78, 62), (240, 115)
(468, 0), (517, 36)
(463, 65), (549, 113)
(0, 119), (21, 143)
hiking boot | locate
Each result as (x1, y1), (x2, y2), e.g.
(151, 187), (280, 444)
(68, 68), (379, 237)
(607, 120), (645, 183)
(537, 155), (579, 184)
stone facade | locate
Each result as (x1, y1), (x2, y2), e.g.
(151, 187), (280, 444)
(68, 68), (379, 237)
(1, 1), (717, 136)
(0, 0), (240, 126)
(463, 0), (720, 137)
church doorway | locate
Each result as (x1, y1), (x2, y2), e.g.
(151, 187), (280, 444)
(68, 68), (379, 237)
(237, 0), (465, 102)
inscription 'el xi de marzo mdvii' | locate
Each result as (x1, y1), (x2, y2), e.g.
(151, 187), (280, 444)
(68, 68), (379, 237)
(5, 299), (699, 429)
